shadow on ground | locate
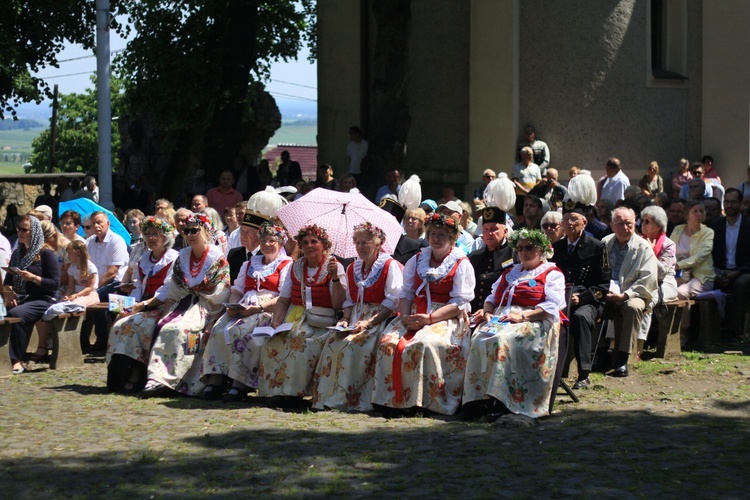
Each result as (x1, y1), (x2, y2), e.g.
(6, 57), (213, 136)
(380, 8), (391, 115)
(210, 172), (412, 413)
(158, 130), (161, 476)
(2, 405), (749, 497)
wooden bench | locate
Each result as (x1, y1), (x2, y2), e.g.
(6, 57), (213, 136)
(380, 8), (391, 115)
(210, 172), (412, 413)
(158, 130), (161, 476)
(0, 317), (24, 377)
(654, 299), (694, 358)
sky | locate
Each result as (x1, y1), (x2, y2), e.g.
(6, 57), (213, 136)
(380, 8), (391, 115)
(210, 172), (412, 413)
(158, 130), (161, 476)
(33, 26), (318, 108)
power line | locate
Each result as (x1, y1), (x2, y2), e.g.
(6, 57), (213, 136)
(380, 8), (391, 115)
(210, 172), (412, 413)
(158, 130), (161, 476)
(271, 79), (317, 90)
(268, 91), (317, 102)
(56, 48), (125, 63)
(37, 70), (94, 79)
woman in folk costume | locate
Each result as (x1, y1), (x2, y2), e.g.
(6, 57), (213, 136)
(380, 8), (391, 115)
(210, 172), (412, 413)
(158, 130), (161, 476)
(312, 222), (403, 412)
(463, 229), (565, 420)
(200, 222), (293, 401)
(258, 224), (347, 400)
(371, 213), (475, 415)
(106, 216), (179, 392)
(140, 213), (230, 398)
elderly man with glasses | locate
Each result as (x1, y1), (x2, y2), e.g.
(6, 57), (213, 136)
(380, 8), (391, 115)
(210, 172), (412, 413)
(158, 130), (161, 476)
(601, 207), (658, 377)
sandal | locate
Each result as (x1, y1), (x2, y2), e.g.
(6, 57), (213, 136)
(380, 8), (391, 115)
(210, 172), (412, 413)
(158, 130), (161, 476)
(201, 384), (225, 400)
(12, 365), (25, 375)
(222, 387), (247, 403)
(28, 351), (50, 363)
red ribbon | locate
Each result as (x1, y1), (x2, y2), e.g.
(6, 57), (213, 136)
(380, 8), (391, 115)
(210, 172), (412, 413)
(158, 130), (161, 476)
(392, 330), (417, 404)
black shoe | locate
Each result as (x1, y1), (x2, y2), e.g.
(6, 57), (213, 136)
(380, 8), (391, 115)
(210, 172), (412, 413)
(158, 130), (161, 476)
(222, 387), (247, 403)
(201, 384), (225, 400)
(139, 382), (168, 399)
(483, 398), (511, 423)
(573, 378), (591, 389)
(611, 365), (629, 377)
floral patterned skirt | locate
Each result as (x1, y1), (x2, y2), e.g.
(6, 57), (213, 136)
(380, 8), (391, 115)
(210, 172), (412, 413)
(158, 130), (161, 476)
(147, 299), (210, 396)
(311, 303), (385, 412)
(463, 314), (559, 418)
(107, 308), (162, 366)
(371, 304), (470, 415)
(257, 305), (330, 398)
(201, 305), (274, 389)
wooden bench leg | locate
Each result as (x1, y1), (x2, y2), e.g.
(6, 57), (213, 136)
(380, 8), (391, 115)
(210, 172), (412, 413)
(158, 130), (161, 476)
(656, 306), (683, 358)
(49, 316), (84, 370)
(0, 322), (12, 377)
(697, 300), (721, 349)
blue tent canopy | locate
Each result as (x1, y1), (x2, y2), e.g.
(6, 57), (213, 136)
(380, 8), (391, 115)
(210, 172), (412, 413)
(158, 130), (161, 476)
(58, 198), (131, 245)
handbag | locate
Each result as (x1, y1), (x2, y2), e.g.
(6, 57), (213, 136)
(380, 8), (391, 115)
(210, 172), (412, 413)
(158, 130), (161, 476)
(305, 306), (336, 328)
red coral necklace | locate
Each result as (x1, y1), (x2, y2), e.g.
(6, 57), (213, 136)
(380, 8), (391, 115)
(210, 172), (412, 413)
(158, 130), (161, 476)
(189, 248), (209, 278)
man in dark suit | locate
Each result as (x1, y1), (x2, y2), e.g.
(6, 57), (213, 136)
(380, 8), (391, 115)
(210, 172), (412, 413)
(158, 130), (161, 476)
(275, 151), (302, 187)
(468, 206), (514, 313)
(709, 187), (750, 339)
(378, 197), (421, 266)
(227, 210), (269, 284)
(550, 200), (610, 389)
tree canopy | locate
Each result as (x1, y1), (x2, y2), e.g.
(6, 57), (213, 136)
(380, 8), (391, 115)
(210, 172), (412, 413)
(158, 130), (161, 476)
(28, 77), (124, 173)
(0, 0), (98, 119)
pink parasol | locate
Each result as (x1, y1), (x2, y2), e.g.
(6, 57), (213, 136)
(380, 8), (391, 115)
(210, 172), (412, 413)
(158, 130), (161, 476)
(275, 188), (405, 258)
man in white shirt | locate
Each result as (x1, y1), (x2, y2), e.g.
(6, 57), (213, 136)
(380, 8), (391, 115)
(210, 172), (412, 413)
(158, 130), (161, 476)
(87, 211), (129, 349)
(600, 157), (630, 205)
(347, 126), (368, 186)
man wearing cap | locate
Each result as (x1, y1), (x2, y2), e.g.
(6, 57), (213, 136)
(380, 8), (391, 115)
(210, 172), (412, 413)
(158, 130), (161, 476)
(439, 200), (475, 254)
(227, 210), (268, 284)
(468, 206), (514, 313)
(550, 200), (610, 389)
(420, 199), (437, 216)
(379, 197), (421, 265)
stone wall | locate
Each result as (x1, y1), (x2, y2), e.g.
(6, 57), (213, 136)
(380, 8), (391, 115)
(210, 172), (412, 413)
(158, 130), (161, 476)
(0, 174), (85, 222)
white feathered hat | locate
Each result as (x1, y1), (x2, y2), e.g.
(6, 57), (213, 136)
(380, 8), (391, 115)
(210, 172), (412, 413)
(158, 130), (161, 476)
(483, 173), (516, 212)
(563, 171), (597, 212)
(398, 174), (422, 210)
(246, 186), (289, 217)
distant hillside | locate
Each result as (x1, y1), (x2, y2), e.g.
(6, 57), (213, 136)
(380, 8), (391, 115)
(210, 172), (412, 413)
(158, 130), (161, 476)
(0, 118), (45, 130)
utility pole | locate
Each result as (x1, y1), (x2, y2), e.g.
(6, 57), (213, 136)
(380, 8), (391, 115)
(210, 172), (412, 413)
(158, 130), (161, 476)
(48, 84), (58, 173)
(96, 0), (113, 209)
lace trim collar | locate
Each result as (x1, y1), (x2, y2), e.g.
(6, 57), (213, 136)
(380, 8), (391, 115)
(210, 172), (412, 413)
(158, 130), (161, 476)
(353, 252), (389, 289)
(292, 256), (331, 285)
(505, 261), (555, 286)
(416, 247), (464, 283)
(247, 254), (292, 281)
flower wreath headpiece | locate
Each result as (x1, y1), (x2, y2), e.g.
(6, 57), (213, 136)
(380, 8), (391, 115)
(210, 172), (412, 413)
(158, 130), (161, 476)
(296, 224), (331, 246)
(259, 221), (287, 242)
(353, 221), (386, 242)
(185, 212), (213, 232)
(424, 212), (459, 234)
(508, 228), (554, 259)
(140, 216), (174, 234)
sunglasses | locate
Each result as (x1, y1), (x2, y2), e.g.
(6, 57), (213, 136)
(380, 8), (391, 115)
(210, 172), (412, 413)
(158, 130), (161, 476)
(183, 228), (201, 235)
(83, 225), (91, 230)
(517, 244), (537, 252)
(541, 223), (559, 230)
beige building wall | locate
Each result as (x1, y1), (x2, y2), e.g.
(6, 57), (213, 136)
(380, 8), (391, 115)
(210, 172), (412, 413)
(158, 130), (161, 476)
(518, 0), (702, 188)
(317, 0), (362, 175)
(702, 1), (750, 190)
(468, 0), (519, 200)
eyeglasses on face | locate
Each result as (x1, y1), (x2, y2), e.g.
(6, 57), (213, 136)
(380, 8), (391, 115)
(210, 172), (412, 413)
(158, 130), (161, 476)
(17, 227), (30, 234)
(642, 219), (653, 225)
(517, 244), (537, 252)
(183, 228), (201, 235)
(541, 223), (559, 230)
(83, 225), (92, 230)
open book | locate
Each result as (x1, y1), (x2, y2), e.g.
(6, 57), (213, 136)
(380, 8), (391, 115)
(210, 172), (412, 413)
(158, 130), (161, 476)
(475, 315), (509, 336)
(109, 293), (135, 314)
(251, 322), (293, 338)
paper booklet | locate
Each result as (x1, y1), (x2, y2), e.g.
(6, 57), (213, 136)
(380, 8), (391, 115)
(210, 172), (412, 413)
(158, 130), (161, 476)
(222, 303), (246, 311)
(326, 325), (357, 333)
(109, 294), (136, 314)
(251, 322), (293, 338)
(476, 315), (509, 336)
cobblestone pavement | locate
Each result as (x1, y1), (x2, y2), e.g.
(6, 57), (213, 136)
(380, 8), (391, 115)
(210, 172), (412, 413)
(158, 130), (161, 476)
(1, 350), (749, 498)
